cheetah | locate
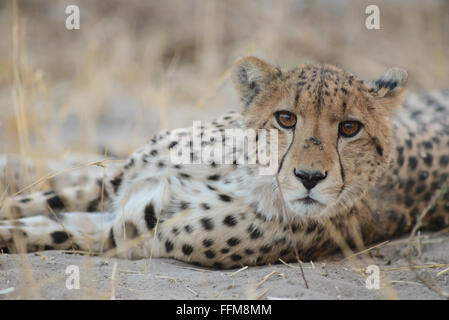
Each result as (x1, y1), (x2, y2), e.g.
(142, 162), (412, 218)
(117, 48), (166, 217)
(1, 56), (448, 269)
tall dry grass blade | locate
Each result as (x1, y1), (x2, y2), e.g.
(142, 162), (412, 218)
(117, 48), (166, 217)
(274, 173), (309, 289)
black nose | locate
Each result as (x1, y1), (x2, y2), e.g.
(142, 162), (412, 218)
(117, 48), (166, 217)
(293, 169), (327, 190)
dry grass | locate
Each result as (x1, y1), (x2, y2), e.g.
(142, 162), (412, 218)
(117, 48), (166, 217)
(1, 0), (448, 160)
(0, 0), (448, 300)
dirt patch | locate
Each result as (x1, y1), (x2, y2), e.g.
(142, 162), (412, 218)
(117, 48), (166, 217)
(1, 233), (448, 300)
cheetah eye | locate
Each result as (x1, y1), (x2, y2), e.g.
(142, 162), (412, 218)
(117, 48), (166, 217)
(274, 111), (297, 129)
(339, 121), (363, 138)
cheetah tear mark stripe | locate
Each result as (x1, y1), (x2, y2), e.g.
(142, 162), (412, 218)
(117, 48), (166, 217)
(336, 135), (346, 197)
(278, 128), (296, 175)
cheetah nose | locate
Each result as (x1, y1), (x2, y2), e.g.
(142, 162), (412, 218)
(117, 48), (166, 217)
(293, 169), (327, 190)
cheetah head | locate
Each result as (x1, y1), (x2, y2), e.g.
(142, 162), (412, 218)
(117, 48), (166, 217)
(231, 56), (408, 219)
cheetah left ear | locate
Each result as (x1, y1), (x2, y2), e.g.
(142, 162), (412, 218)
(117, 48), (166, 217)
(231, 56), (280, 107)
(368, 67), (408, 109)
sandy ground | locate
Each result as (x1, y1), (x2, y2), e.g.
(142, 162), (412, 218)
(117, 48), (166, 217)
(0, 232), (448, 300)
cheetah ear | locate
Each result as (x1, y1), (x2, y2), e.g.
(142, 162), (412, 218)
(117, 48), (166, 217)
(368, 67), (408, 109)
(231, 56), (280, 107)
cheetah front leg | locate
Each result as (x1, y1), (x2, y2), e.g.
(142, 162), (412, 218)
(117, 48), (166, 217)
(0, 211), (116, 254)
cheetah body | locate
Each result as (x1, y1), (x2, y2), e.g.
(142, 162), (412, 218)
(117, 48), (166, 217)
(1, 57), (449, 268)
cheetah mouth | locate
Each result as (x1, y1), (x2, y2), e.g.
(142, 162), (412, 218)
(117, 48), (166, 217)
(295, 196), (321, 206)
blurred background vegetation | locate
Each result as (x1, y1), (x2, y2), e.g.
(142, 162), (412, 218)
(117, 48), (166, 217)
(0, 0), (448, 168)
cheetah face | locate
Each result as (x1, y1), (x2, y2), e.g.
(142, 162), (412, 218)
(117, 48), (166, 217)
(232, 56), (408, 218)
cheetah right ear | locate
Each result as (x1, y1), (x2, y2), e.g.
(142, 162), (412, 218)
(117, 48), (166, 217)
(231, 56), (280, 107)
(368, 67), (408, 109)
